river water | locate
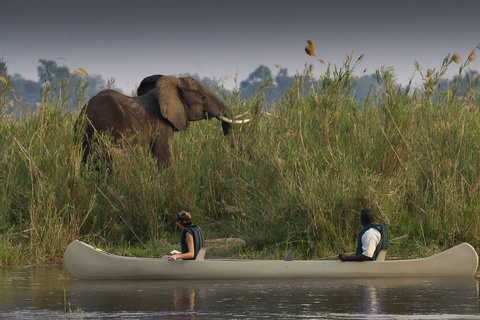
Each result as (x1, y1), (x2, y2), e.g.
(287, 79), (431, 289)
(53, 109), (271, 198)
(0, 265), (479, 319)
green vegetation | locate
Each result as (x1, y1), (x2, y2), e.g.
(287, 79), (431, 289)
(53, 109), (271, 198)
(1, 47), (479, 266)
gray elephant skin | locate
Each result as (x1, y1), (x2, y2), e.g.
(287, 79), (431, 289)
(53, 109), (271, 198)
(77, 74), (242, 167)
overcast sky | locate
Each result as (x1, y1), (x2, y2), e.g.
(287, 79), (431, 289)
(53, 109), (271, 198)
(1, 0), (479, 93)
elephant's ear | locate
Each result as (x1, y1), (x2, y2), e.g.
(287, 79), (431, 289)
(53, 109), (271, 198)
(156, 76), (188, 131)
(137, 74), (163, 96)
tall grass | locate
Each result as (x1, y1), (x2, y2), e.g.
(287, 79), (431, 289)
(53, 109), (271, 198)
(1, 46), (480, 265)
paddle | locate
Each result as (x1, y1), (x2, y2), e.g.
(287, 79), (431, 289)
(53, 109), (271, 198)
(284, 250), (295, 261)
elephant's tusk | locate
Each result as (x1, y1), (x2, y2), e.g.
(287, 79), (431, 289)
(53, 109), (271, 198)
(218, 115), (250, 124)
(234, 112), (248, 119)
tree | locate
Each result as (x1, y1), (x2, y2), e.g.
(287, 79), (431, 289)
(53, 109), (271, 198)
(2, 59), (112, 113)
(11, 73), (41, 107)
(239, 65), (273, 99)
(81, 74), (108, 102)
(438, 70), (480, 96)
(37, 59), (70, 83)
(275, 68), (295, 92)
(0, 61), (7, 77)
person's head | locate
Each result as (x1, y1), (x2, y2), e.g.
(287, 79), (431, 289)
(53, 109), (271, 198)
(176, 210), (192, 228)
(360, 208), (375, 226)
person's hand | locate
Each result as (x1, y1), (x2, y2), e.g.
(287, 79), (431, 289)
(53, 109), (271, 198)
(338, 254), (347, 261)
(168, 255), (177, 261)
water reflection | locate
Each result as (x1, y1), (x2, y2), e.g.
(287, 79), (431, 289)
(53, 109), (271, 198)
(65, 276), (480, 318)
(0, 265), (479, 319)
(172, 287), (196, 313)
(363, 285), (379, 314)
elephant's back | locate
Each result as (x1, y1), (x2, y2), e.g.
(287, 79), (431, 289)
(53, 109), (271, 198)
(86, 90), (126, 116)
(84, 90), (136, 134)
(89, 89), (130, 106)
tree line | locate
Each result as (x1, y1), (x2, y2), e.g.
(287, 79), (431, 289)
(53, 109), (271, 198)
(1, 59), (478, 115)
(1, 60), (109, 114)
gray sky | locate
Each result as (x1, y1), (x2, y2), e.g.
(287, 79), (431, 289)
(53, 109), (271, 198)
(1, 0), (479, 93)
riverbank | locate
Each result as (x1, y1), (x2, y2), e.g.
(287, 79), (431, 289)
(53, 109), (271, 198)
(1, 51), (480, 266)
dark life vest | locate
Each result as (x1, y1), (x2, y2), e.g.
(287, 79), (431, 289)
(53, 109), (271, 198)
(355, 223), (388, 260)
(180, 225), (205, 260)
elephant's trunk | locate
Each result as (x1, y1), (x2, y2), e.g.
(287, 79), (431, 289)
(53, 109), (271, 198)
(221, 121), (231, 135)
(207, 95), (249, 134)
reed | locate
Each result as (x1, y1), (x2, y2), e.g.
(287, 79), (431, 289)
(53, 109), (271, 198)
(1, 45), (480, 265)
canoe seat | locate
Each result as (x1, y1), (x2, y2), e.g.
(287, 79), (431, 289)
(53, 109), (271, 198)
(284, 250), (295, 261)
(195, 247), (207, 261)
(376, 249), (387, 261)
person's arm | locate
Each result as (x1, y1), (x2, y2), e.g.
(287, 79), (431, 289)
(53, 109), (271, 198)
(338, 253), (372, 261)
(168, 232), (194, 261)
(339, 228), (378, 262)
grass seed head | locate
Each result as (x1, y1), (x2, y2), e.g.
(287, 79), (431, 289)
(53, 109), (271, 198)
(219, 74), (233, 84)
(305, 40), (317, 57)
(468, 52), (477, 62)
(72, 67), (90, 78)
(452, 53), (461, 64)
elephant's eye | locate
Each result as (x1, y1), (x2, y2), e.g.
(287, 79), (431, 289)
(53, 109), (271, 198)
(202, 96), (207, 102)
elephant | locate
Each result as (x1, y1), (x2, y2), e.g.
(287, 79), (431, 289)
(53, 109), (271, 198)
(77, 74), (248, 167)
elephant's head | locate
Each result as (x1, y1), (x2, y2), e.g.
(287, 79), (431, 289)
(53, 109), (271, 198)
(141, 75), (247, 135)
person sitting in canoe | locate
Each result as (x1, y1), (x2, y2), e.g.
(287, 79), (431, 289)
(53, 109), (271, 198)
(168, 210), (205, 261)
(338, 208), (388, 261)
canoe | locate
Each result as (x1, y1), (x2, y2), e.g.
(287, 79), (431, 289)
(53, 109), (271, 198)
(63, 240), (478, 280)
